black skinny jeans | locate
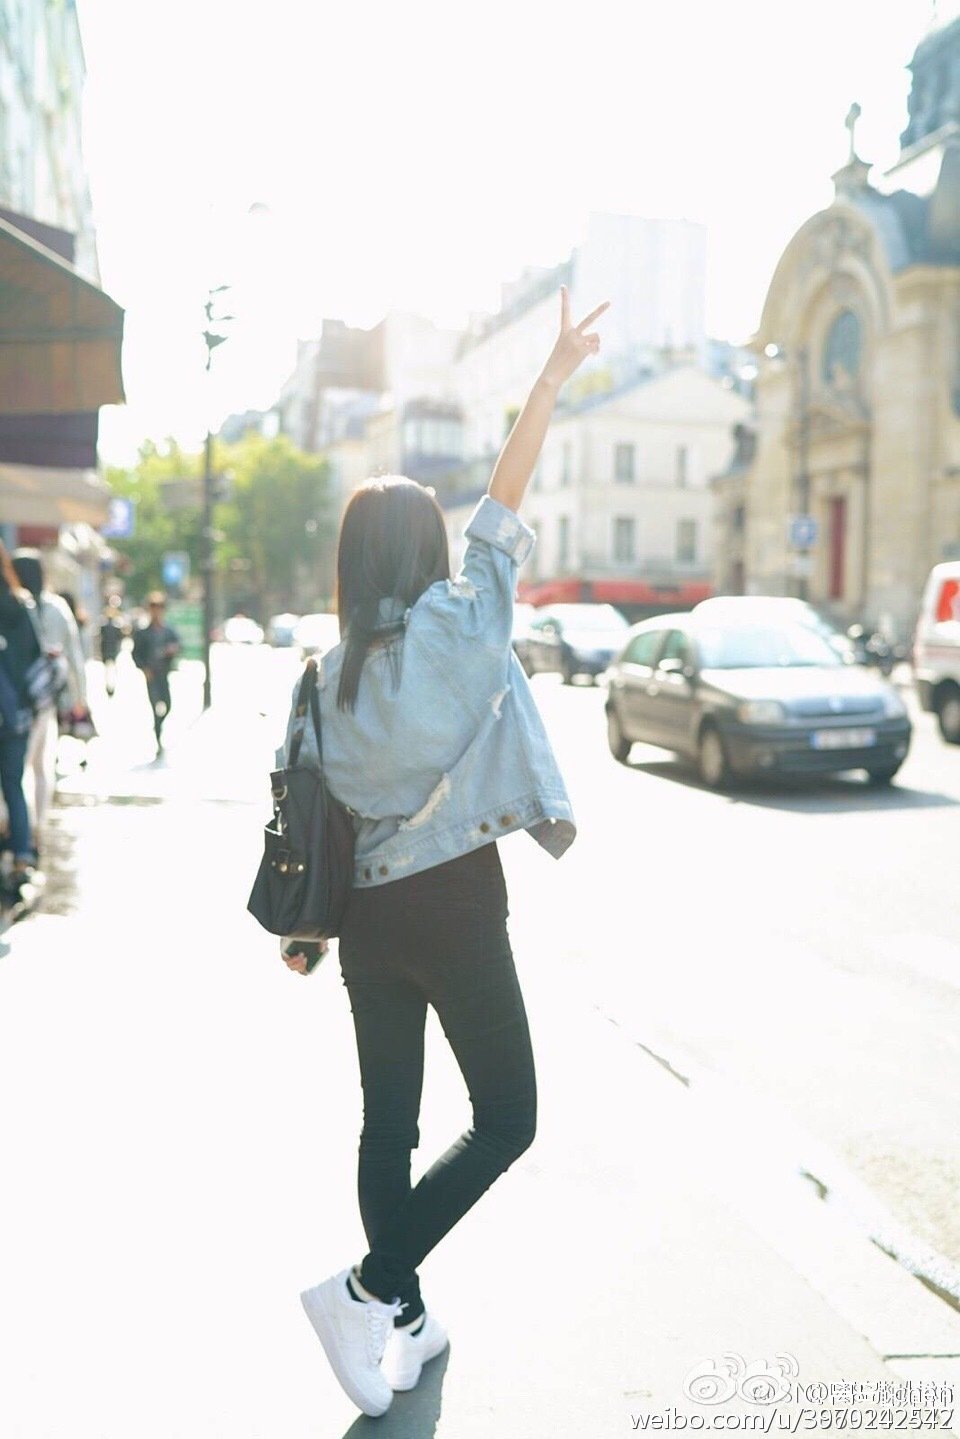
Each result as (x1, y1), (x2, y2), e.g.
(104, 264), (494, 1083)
(338, 842), (537, 1323)
(146, 673), (171, 743)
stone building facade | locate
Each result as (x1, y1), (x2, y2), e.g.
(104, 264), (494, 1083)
(714, 17), (960, 642)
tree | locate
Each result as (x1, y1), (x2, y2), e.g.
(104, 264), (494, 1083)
(107, 434), (335, 621)
(105, 440), (203, 602)
(215, 433), (334, 618)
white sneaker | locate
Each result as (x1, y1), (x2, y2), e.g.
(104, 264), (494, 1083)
(300, 1269), (401, 1417)
(381, 1311), (449, 1391)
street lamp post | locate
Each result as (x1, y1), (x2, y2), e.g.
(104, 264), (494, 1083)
(201, 285), (233, 710)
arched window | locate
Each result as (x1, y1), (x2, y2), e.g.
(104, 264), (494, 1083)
(822, 309), (863, 387)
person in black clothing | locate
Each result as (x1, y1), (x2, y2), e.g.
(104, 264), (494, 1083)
(131, 592), (181, 753)
(99, 604), (126, 697)
(0, 541), (42, 896)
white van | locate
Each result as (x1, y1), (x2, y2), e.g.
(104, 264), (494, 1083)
(913, 561), (960, 744)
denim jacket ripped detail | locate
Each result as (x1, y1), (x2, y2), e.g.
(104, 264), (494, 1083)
(280, 494), (576, 887)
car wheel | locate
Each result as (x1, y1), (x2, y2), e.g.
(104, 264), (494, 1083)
(866, 763), (902, 786)
(936, 686), (960, 744)
(697, 724), (729, 789)
(606, 706), (631, 763)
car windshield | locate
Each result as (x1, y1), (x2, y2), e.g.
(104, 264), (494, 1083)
(696, 623), (844, 669)
(553, 605), (628, 633)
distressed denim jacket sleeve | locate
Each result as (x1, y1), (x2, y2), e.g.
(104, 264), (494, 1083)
(422, 495), (535, 664)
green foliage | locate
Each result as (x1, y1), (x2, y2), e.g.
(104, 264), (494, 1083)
(216, 433), (334, 616)
(105, 439), (203, 602)
(106, 434), (335, 619)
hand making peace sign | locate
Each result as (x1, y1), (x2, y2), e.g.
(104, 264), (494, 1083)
(541, 285), (611, 389)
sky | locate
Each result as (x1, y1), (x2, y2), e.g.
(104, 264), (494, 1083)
(76, 0), (947, 465)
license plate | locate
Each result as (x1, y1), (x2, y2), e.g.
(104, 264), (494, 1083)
(811, 727), (877, 750)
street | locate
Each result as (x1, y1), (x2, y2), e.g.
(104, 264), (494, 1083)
(1, 645), (959, 1437)
(533, 667), (960, 1284)
(39, 650), (960, 1272)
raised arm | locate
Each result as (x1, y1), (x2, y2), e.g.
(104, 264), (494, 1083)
(488, 286), (610, 513)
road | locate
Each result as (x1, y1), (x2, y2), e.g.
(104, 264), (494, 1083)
(524, 667), (960, 1287)
(60, 643), (960, 1277)
(1, 643), (959, 1436)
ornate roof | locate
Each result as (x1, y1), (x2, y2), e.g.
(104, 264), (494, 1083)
(900, 16), (960, 156)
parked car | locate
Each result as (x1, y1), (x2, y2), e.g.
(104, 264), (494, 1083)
(221, 615), (264, 645)
(294, 612), (341, 659)
(524, 603), (629, 683)
(267, 612), (300, 647)
(605, 613), (912, 788)
(913, 560), (960, 744)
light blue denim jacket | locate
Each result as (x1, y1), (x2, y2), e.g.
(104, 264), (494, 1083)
(281, 495), (576, 887)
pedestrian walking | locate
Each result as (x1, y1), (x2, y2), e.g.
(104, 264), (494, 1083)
(99, 603), (126, 698)
(131, 592), (181, 754)
(0, 541), (42, 903)
(11, 551), (88, 843)
(285, 287), (608, 1418)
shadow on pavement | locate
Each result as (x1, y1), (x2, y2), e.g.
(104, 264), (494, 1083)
(37, 806), (81, 917)
(339, 1348), (449, 1438)
(624, 755), (959, 813)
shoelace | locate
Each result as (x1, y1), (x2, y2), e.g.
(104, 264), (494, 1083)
(363, 1298), (402, 1365)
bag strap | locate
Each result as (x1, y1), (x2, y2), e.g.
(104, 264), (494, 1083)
(309, 670), (324, 767)
(288, 658), (318, 768)
(22, 600), (45, 661)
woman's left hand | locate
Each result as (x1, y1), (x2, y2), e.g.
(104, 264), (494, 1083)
(281, 938), (329, 974)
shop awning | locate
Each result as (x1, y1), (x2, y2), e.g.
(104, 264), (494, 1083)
(0, 462), (112, 526)
(0, 213), (125, 415)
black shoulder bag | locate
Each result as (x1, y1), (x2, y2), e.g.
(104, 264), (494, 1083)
(247, 658), (355, 941)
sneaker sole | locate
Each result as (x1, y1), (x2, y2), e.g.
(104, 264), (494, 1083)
(300, 1285), (393, 1418)
(385, 1332), (450, 1391)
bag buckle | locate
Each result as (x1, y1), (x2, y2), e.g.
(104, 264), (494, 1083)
(271, 846), (305, 876)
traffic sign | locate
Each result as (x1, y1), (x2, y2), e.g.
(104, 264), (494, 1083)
(162, 551), (190, 590)
(789, 514), (818, 551)
(101, 497), (135, 539)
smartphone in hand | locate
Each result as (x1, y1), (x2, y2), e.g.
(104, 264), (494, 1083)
(283, 939), (327, 974)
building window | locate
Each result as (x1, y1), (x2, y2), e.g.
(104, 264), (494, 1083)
(558, 515), (570, 570)
(613, 517), (636, 564)
(822, 309), (862, 387)
(676, 445), (689, 487)
(676, 518), (698, 565)
(561, 442), (572, 488)
(614, 443), (635, 484)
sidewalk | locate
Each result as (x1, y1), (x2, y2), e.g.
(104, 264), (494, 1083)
(0, 706), (958, 1438)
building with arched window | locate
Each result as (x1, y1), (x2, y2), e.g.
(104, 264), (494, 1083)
(713, 16), (960, 642)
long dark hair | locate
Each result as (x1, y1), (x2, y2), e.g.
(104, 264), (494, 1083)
(0, 541), (20, 594)
(0, 540), (31, 627)
(335, 476), (450, 711)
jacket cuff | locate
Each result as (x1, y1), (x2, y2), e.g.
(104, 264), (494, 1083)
(464, 496), (536, 566)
